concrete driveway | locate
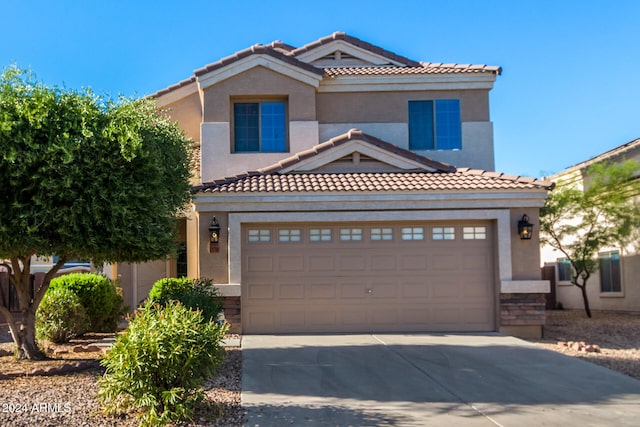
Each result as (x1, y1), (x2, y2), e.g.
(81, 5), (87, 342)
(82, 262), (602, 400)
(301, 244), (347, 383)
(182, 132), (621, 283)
(242, 334), (640, 426)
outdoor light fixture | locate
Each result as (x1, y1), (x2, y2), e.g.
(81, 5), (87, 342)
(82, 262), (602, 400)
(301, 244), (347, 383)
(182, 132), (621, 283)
(208, 216), (221, 244)
(517, 214), (534, 240)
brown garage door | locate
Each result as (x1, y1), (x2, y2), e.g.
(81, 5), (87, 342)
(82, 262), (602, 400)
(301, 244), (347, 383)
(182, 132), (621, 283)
(241, 221), (495, 333)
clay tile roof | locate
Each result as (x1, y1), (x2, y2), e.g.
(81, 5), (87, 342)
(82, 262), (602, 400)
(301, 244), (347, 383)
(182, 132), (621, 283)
(193, 44), (323, 77)
(290, 31), (423, 67)
(149, 75), (196, 98)
(193, 135), (554, 194)
(195, 170), (554, 194)
(323, 63), (502, 77)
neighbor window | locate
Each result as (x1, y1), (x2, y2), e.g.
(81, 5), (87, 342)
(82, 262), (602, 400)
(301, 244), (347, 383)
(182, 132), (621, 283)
(233, 101), (287, 152)
(409, 99), (461, 150)
(557, 258), (572, 282)
(599, 251), (621, 293)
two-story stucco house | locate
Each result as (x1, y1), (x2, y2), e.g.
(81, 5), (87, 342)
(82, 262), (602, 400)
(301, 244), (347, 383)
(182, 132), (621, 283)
(541, 137), (640, 312)
(108, 32), (553, 338)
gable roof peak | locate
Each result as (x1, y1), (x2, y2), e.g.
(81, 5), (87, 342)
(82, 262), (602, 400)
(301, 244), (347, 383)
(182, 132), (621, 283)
(290, 32), (423, 67)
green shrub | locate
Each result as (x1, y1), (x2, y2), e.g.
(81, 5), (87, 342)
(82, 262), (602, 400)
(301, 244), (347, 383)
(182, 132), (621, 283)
(148, 277), (223, 323)
(98, 301), (227, 426)
(49, 273), (126, 332)
(36, 287), (88, 343)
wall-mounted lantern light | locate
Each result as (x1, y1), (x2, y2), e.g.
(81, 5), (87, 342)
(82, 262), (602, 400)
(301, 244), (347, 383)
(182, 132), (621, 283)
(208, 216), (221, 244)
(517, 214), (533, 240)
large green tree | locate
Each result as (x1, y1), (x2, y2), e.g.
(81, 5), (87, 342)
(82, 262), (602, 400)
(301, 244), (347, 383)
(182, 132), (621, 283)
(540, 160), (640, 317)
(0, 66), (192, 359)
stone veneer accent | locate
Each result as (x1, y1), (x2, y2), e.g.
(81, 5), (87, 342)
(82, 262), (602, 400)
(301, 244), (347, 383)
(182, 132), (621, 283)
(221, 296), (241, 334)
(500, 293), (546, 326)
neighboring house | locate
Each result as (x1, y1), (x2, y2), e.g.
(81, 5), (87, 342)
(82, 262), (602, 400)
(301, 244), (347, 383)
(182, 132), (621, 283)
(108, 32), (553, 337)
(541, 137), (640, 312)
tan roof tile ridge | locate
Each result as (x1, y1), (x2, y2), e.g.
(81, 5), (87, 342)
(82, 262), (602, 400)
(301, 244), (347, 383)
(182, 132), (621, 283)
(455, 167), (555, 190)
(193, 44), (323, 77)
(290, 31), (423, 67)
(149, 75), (196, 99)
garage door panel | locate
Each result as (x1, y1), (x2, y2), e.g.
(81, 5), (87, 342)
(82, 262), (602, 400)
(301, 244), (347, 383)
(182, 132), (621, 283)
(342, 310), (367, 326)
(339, 255), (366, 271)
(310, 282), (337, 299)
(402, 308), (430, 324)
(310, 311), (337, 326)
(279, 283), (305, 299)
(371, 283), (398, 298)
(247, 282), (275, 299)
(242, 222), (495, 333)
(370, 309), (398, 325)
(280, 311), (305, 327)
(400, 254), (428, 270)
(371, 255), (397, 271)
(462, 254), (490, 270)
(402, 281), (429, 298)
(309, 255), (334, 271)
(340, 281), (367, 298)
(279, 256), (305, 272)
(431, 281), (461, 298)
(247, 256), (274, 272)
(430, 254), (459, 270)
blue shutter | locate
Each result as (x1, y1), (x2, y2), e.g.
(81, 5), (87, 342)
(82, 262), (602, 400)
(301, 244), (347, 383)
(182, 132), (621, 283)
(408, 101), (434, 150)
(435, 99), (461, 150)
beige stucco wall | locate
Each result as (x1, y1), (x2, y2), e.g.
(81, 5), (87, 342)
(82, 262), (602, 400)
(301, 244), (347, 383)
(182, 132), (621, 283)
(319, 121), (494, 170)
(196, 212), (230, 283)
(510, 209), (543, 280)
(316, 90), (490, 123)
(160, 91), (202, 142)
(200, 121), (319, 180)
(202, 66), (317, 122)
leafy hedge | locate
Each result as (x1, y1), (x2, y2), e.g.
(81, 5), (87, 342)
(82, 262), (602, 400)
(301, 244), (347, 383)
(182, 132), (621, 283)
(36, 287), (88, 343)
(147, 277), (223, 323)
(48, 273), (126, 332)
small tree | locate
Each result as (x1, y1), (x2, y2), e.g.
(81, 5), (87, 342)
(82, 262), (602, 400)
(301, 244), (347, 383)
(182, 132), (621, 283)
(540, 160), (640, 317)
(0, 66), (193, 359)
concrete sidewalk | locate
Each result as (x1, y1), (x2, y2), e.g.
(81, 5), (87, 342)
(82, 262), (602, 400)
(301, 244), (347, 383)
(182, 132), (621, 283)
(242, 334), (640, 426)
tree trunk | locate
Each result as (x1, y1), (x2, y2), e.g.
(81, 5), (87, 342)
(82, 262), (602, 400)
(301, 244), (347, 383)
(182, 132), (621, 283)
(579, 284), (592, 318)
(17, 307), (45, 360)
(7, 256), (65, 360)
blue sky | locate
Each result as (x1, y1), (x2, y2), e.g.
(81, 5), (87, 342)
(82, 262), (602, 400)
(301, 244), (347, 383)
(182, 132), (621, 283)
(2, 0), (638, 178)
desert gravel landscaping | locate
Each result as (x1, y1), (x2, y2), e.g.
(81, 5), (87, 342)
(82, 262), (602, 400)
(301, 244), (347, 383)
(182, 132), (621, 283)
(533, 309), (640, 380)
(1, 309), (640, 426)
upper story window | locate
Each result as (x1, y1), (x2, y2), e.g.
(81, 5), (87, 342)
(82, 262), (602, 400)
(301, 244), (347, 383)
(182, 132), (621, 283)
(408, 99), (461, 150)
(599, 251), (621, 293)
(233, 100), (287, 152)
